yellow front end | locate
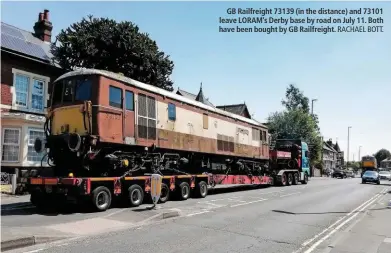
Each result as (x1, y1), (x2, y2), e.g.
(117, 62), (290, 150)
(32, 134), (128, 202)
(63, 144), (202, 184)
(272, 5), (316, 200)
(362, 161), (375, 168)
(50, 102), (92, 136)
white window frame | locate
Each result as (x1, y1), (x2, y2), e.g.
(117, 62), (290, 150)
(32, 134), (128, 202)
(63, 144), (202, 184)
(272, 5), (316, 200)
(1, 127), (21, 163)
(27, 128), (45, 163)
(11, 68), (50, 113)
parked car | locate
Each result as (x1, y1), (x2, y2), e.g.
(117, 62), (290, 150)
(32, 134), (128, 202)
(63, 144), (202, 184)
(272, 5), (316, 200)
(362, 171), (380, 185)
(332, 170), (346, 179)
(345, 170), (355, 178)
(379, 171), (391, 180)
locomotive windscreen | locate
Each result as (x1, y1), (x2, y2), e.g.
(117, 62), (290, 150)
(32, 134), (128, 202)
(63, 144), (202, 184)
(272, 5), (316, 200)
(52, 76), (92, 106)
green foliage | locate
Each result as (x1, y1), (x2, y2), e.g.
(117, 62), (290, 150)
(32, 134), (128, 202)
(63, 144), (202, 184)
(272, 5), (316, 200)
(374, 149), (391, 167)
(268, 84), (322, 164)
(281, 84), (310, 113)
(51, 15), (175, 91)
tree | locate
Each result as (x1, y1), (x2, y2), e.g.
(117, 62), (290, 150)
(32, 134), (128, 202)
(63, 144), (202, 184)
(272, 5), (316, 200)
(281, 84), (310, 113)
(269, 84), (323, 164)
(374, 149), (391, 167)
(51, 15), (175, 91)
(267, 109), (322, 164)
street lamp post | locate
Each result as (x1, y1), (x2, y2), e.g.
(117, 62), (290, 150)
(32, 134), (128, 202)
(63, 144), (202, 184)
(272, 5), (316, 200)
(311, 99), (318, 115)
(347, 126), (352, 167)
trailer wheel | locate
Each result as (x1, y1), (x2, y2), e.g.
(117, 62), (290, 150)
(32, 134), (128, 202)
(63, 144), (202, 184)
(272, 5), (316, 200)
(194, 181), (208, 198)
(287, 173), (293, 186)
(128, 184), (144, 207)
(91, 186), (112, 212)
(159, 183), (170, 203)
(301, 173), (308, 185)
(292, 173), (299, 185)
(30, 191), (49, 211)
(280, 173), (287, 186)
(177, 182), (190, 200)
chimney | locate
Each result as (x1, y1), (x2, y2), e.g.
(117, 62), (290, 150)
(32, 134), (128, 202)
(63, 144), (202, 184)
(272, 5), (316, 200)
(33, 9), (53, 42)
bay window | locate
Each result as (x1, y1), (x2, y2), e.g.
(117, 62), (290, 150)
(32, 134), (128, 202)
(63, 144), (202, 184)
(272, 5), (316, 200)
(12, 69), (48, 113)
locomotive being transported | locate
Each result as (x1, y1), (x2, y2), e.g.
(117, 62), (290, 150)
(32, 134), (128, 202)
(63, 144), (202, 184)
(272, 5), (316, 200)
(36, 69), (270, 177)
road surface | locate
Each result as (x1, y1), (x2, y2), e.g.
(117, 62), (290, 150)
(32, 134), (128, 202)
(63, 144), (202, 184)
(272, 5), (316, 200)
(5, 177), (391, 253)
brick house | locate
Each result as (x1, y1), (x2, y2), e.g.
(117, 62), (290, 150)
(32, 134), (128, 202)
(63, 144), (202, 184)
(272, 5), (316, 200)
(1, 10), (64, 173)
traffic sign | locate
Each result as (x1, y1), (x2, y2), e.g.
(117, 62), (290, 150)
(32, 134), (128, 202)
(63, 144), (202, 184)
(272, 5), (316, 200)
(150, 174), (163, 205)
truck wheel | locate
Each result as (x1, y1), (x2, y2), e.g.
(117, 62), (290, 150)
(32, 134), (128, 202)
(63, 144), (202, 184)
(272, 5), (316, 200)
(159, 183), (170, 203)
(194, 181), (208, 198)
(301, 173), (308, 184)
(287, 173), (293, 186)
(280, 173), (287, 186)
(91, 186), (112, 212)
(30, 191), (48, 211)
(292, 173), (299, 185)
(177, 182), (190, 200)
(128, 184), (144, 207)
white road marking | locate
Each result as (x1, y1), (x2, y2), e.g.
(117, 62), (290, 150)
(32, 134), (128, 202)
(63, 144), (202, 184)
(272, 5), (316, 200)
(293, 187), (388, 253)
(102, 208), (128, 218)
(231, 198), (267, 207)
(384, 238), (391, 243)
(280, 192), (301, 198)
(23, 250), (44, 253)
(202, 202), (225, 208)
(186, 210), (211, 217)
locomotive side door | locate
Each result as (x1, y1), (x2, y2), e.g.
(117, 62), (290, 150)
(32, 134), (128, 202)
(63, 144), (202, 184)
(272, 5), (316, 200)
(123, 90), (135, 144)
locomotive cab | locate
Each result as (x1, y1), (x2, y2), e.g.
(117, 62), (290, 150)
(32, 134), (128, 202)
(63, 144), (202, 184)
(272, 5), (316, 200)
(34, 74), (96, 176)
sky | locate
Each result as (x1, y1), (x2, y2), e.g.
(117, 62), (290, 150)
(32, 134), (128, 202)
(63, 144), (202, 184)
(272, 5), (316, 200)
(1, 1), (390, 161)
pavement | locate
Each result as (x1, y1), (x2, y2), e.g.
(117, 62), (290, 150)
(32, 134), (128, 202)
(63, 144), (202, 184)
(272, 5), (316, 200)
(2, 177), (390, 253)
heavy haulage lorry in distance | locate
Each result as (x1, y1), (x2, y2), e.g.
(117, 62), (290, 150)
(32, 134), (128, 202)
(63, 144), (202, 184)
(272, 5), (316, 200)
(29, 69), (310, 212)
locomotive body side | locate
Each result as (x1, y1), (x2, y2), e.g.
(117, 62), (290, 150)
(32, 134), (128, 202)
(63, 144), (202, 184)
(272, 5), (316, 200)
(96, 74), (270, 160)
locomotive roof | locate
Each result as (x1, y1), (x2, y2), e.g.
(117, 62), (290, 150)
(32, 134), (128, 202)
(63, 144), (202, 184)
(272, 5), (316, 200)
(54, 68), (268, 129)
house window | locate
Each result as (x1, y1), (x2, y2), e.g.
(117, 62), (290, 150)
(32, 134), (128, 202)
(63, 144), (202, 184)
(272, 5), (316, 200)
(27, 129), (45, 162)
(109, 86), (122, 108)
(125, 91), (134, 111)
(137, 93), (156, 140)
(13, 69), (48, 112)
(1, 128), (20, 162)
(15, 74), (29, 107)
(168, 103), (176, 121)
(203, 114), (209, 129)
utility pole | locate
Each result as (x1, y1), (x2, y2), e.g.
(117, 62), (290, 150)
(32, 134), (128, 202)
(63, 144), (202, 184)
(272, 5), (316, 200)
(347, 126), (352, 167)
(311, 99), (318, 115)
(358, 146), (362, 161)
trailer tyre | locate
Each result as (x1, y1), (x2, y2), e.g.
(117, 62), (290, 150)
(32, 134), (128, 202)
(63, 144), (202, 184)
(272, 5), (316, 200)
(159, 183), (170, 203)
(92, 186), (112, 212)
(301, 173), (308, 185)
(287, 173), (293, 186)
(177, 182), (190, 200)
(128, 184), (144, 207)
(194, 181), (208, 198)
(280, 173), (287, 186)
(292, 173), (299, 185)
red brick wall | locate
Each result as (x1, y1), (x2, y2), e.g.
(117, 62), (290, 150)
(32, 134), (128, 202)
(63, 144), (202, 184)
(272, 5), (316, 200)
(1, 83), (12, 106)
(0, 51), (64, 109)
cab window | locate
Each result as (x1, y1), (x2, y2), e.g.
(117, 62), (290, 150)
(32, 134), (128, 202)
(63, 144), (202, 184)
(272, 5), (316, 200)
(109, 86), (122, 108)
(52, 76), (92, 105)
